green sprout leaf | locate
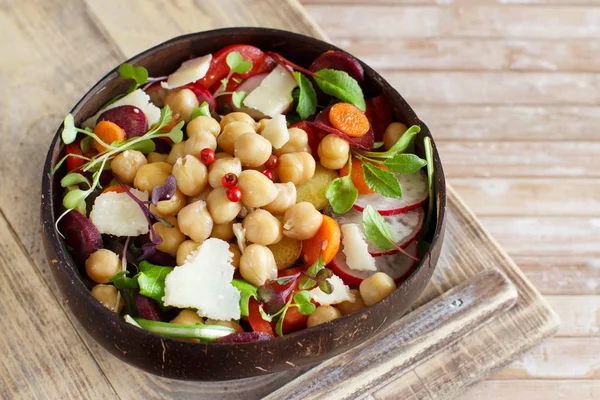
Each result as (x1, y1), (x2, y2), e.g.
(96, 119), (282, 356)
(293, 71), (317, 120)
(136, 261), (173, 304)
(166, 120), (185, 143)
(423, 136), (435, 229)
(60, 172), (90, 188)
(231, 91), (247, 109)
(61, 114), (77, 144)
(80, 136), (94, 153)
(231, 279), (257, 317)
(359, 125), (421, 159)
(128, 139), (156, 154)
(189, 101), (211, 121)
(362, 162), (402, 198)
(294, 291), (316, 315)
(299, 255), (325, 290)
(362, 204), (396, 251)
(110, 271), (139, 289)
(314, 69), (365, 111)
(384, 153), (427, 174)
(62, 188), (90, 210)
(318, 279), (333, 294)
(118, 63), (149, 85)
(226, 51), (252, 74)
(326, 176), (358, 214)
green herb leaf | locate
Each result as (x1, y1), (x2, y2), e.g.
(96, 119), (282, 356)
(132, 317), (234, 340)
(136, 261), (173, 304)
(316, 268), (333, 281)
(60, 172), (90, 188)
(359, 125), (421, 159)
(226, 51), (252, 74)
(294, 291), (316, 315)
(62, 188), (90, 210)
(259, 305), (273, 322)
(231, 91), (247, 108)
(80, 136), (94, 153)
(275, 307), (287, 336)
(299, 255), (325, 290)
(325, 176), (358, 214)
(384, 153), (427, 174)
(231, 279), (257, 317)
(318, 279), (333, 294)
(189, 101), (211, 121)
(423, 136), (435, 229)
(110, 271), (139, 289)
(362, 162), (402, 198)
(166, 120), (185, 143)
(314, 69), (365, 111)
(127, 139), (156, 154)
(118, 63), (148, 85)
(362, 204), (396, 251)
(61, 114), (77, 144)
(293, 71), (318, 120)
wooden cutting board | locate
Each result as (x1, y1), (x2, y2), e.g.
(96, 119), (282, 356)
(0, 0), (559, 399)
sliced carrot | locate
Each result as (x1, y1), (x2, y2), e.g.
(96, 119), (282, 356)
(93, 120), (126, 152)
(301, 215), (341, 266)
(65, 141), (85, 172)
(102, 184), (131, 194)
(339, 157), (388, 195)
(329, 102), (370, 137)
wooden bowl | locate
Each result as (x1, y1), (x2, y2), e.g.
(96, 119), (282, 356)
(41, 28), (446, 380)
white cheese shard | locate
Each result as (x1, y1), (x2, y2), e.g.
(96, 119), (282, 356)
(82, 89), (161, 129)
(89, 190), (150, 237)
(162, 238), (241, 321)
(233, 222), (247, 252)
(243, 65), (298, 118)
(341, 223), (377, 271)
(260, 114), (290, 149)
(310, 275), (355, 306)
(160, 54), (212, 90)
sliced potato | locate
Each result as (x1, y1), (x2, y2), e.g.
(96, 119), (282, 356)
(267, 236), (302, 270)
(295, 163), (338, 210)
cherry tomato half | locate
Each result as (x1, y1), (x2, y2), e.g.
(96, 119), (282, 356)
(248, 297), (274, 335)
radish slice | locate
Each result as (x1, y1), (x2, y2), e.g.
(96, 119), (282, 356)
(353, 171), (428, 215)
(329, 241), (418, 286)
(326, 206), (424, 255)
(227, 73), (268, 119)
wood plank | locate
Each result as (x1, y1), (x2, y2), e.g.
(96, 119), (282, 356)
(450, 178), (600, 217)
(415, 105), (600, 141)
(515, 256), (600, 295)
(436, 141), (600, 178)
(547, 296), (600, 337)
(303, 0), (600, 5)
(455, 380), (600, 400)
(336, 38), (600, 72)
(0, 212), (117, 399)
(306, 5), (600, 39)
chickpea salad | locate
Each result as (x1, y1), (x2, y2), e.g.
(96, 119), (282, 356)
(53, 44), (435, 342)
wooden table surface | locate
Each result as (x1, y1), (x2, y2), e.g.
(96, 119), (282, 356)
(0, 0), (598, 398)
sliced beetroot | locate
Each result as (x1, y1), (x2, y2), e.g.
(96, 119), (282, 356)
(98, 105), (147, 138)
(365, 95), (393, 142)
(325, 206), (424, 255)
(135, 294), (163, 321)
(215, 331), (272, 344)
(152, 138), (172, 154)
(353, 171), (429, 215)
(59, 210), (103, 267)
(148, 250), (177, 267)
(185, 82), (216, 111)
(329, 241), (418, 286)
(309, 50), (365, 83)
(308, 106), (374, 150)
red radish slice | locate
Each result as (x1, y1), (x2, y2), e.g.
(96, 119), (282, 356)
(329, 241), (418, 286)
(353, 170), (429, 215)
(225, 73), (270, 119)
(325, 206), (424, 256)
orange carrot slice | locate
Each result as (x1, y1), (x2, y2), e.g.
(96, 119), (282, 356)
(302, 215), (341, 266)
(93, 120), (126, 152)
(339, 157), (388, 195)
(102, 184), (131, 194)
(329, 102), (370, 137)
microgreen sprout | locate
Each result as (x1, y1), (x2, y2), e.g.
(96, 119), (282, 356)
(363, 205), (419, 262)
(212, 51), (253, 97)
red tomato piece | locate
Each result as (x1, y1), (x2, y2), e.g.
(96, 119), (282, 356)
(248, 297), (274, 336)
(65, 141), (85, 172)
(278, 305), (308, 335)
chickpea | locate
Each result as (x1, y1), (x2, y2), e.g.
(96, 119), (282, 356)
(206, 187), (243, 224)
(278, 152), (315, 186)
(172, 155), (208, 196)
(237, 170), (278, 208)
(220, 112), (258, 131)
(307, 306), (342, 328)
(215, 152), (230, 160)
(360, 272), (397, 306)
(147, 152), (169, 164)
(85, 249), (120, 284)
(164, 88), (199, 121)
(282, 202), (323, 240)
(239, 244), (277, 286)
(90, 284), (123, 313)
(171, 309), (202, 325)
(184, 130), (217, 157)
(187, 115), (220, 138)
(176, 240), (201, 266)
(336, 289), (366, 316)
(152, 216), (186, 255)
(228, 244), (241, 269)
(208, 156), (242, 188)
(217, 121), (255, 154)
(262, 182), (297, 215)
(234, 132), (273, 168)
(275, 127), (310, 156)
(150, 188), (187, 217)
(210, 221), (235, 241)
(177, 200), (214, 243)
(111, 150), (148, 184)
(242, 209), (283, 246)
(205, 319), (244, 333)
(256, 118), (269, 133)
(318, 134), (349, 170)
(133, 162), (172, 192)
(383, 122), (408, 151)
(167, 142), (186, 165)
(188, 187), (211, 204)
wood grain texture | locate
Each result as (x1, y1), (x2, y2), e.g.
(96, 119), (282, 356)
(456, 380), (600, 400)
(545, 297), (600, 337)
(516, 256), (600, 295)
